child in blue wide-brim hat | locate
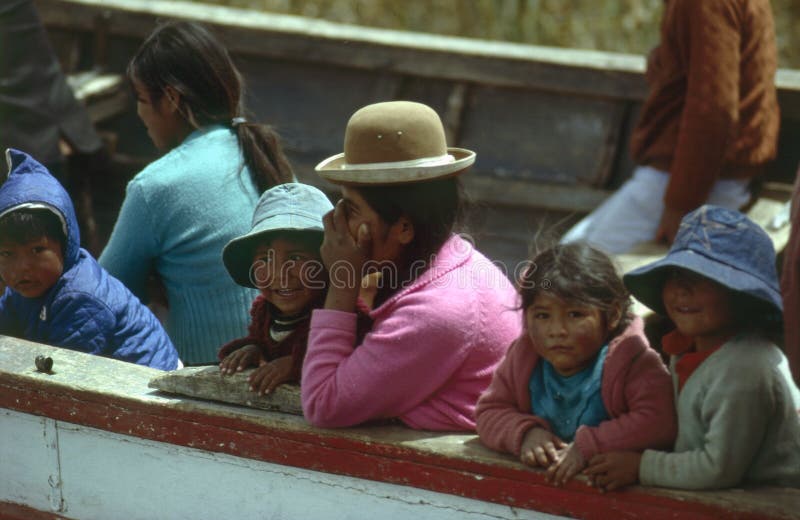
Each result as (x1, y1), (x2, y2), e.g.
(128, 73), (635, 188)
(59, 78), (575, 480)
(217, 183), (332, 395)
(584, 205), (800, 491)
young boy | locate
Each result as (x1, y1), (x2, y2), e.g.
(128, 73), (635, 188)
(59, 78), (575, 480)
(585, 205), (800, 491)
(0, 149), (179, 370)
(218, 183), (332, 395)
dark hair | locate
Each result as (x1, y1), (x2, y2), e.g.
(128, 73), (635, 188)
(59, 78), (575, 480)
(519, 242), (632, 341)
(127, 20), (293, 192)
(356, 176), (464, 267)
(0, 209), (66, 253)
(730, 292), (784, 339)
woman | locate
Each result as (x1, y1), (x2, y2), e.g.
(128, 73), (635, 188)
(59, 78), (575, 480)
(100, 21), (293, 364)
(302, 101), (521, 431)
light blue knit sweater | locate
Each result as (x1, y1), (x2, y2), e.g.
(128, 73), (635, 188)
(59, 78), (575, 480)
(100, 125), (258, 364)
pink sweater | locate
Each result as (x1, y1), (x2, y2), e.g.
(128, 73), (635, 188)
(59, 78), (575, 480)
(301, 235), (521, 431)
(476, 317), (677, 461)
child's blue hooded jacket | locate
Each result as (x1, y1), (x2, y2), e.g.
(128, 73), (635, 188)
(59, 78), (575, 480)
(0, 149), (179, 370)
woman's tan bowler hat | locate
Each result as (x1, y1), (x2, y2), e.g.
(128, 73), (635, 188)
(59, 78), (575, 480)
(315, 101), (476, 185)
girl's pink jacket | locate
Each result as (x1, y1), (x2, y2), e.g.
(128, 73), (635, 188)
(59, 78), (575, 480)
(301, 235), (522, 431)
(476, 317), (677, 461)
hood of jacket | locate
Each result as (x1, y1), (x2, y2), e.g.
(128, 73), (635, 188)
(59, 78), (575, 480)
(0, 149), (80, 270)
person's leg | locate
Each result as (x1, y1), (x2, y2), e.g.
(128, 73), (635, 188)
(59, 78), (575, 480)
(705, 177), (751, 210)
(560, 166), (669, 254)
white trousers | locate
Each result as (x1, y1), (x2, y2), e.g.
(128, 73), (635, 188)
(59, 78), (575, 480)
(560, 166), (751, 254)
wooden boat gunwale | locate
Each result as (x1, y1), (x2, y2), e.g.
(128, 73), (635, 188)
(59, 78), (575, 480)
(3, 337), (800, 519)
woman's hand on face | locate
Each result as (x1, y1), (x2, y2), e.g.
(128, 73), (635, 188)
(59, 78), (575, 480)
(321, 200), (371, 273)
(546, 443), (586, 486)
(519, 427), (567, 468)
(321, 200), (372, 312)
(584, 452), (642, 492)
(219, 344), (264, 375)
(248, 356), (293, 395)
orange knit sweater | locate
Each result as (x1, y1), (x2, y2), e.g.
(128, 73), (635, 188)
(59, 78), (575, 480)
(630, 0), (779, 212)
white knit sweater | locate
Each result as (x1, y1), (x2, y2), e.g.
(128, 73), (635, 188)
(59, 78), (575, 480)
(640, 334), (800, 489)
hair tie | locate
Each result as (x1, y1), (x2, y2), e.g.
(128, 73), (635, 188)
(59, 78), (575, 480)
(231, 117), (247, 127)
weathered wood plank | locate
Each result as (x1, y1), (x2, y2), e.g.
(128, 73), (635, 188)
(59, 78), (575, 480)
(461, 86), (626, 186)
(67, 71), (128, 123)
(148, 366), (303, 415)
(35, 0), (800, 111)
(34, 0), (647, 100)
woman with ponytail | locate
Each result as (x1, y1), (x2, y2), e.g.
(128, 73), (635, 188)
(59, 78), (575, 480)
(100, 21), (294, 364)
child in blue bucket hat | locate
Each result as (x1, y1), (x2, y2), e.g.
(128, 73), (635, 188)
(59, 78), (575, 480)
(217, 183), (333, 395)
(585, 205), (800, 491)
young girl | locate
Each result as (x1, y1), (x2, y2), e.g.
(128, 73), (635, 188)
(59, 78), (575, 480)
(99, 21), (294, 364)
(218, 183), (332, 395)
(586, 205), (800, 491)
(476, 242), (676, 486)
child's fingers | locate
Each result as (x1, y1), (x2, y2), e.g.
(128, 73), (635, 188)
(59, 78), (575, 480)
(546, 457), (573, 486)
(584, 456), (609, 474)
(533, 443), (558, 466)
(520, 450), (537, 467)
(219, 352), (242, 375)
(231, 350), (255, 373)
(559, 462), (580, 486)
(544, 442), (559, 463)
(264, 371), (289, 394)
(533, 446), (551, 466)
(237, 351), (255, 371)
(545, 462), (561, 483)
(257, 369), (276, 395)
(249, 365), (270, 393)
(549, 460), (566, 485)
(598, 473), (625, 492)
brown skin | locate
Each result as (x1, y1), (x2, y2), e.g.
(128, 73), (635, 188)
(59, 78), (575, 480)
(218, 345), (294, 396)
(654, 206), (684, 245)
(546, 444), (586, 486)
(249, 355), (294, 395)
(320, 192), (413, 313)
(219, 344), (263, 375)
(0, 236), (64, 299)
(132, 80), (193, 152)
(520, 427), (566, 468)
(584, 452), (643, 492)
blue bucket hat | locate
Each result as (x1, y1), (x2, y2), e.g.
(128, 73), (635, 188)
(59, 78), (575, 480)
(222, 183), (333, 288)
(623, 205), (782, 317)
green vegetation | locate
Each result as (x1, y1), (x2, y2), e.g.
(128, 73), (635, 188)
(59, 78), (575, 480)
(179, 0), (800, 68)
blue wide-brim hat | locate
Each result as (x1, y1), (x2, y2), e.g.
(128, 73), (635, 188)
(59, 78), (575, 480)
(623, 205), (782, 317)
(222, 183), (333, 288)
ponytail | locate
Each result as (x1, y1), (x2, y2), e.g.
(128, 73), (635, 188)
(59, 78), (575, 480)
(234, 122), (294, 192)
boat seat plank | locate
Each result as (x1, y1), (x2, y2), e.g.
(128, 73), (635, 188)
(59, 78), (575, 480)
(66, 70), (128, 124)
(462, 86), (625, 187)
(149, 366), (303, 415)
